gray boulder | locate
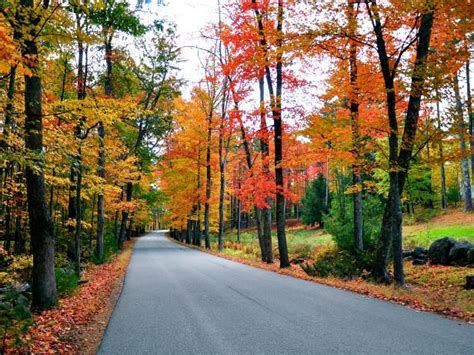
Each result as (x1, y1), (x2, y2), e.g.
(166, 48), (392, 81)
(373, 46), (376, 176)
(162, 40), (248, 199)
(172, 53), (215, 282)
(413, 247), (427, 259)
(466, 275), (474, 290)
(428, 237), (457, 265)
(449, 242), (473, 265)
(412, 258), (427, 266)
(467, 248), (474, 265)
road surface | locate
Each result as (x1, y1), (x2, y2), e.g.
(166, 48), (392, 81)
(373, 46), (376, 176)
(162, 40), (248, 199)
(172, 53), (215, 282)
(99, 231), (473, 354)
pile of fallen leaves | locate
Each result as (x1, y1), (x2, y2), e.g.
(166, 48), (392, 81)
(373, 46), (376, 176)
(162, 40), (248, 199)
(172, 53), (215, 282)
(5, 241), (133, 353)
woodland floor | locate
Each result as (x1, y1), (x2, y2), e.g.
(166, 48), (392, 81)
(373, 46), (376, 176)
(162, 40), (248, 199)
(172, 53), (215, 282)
(5, 240), (135, 354)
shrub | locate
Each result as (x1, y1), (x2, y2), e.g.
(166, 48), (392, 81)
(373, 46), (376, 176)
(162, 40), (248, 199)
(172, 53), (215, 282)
(301, 245), (373, 279)
(404, 162), (436, 209)
(92, 229), (119, 264)
(0, 284), (33, 351)
(55, 252), (72, 269)
(301, 174), (328, 227)
(289, 243), (313, 260)
(404, 207), (443, 225)
(447, 185), (461, 206)
(0, 253), (33, 288)
(323, 194), (382, 252)
(55, 268), (79, 296)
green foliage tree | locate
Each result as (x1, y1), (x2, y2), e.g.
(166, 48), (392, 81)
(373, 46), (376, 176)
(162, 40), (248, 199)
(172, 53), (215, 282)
(404, 162), (436, 211)
(324, 194), (383, 253)
(301, 174), (328, 227)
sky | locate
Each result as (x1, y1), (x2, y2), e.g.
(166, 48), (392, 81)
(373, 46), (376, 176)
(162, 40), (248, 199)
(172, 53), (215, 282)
(133, 1), (473, 123)
(141, 0), (220, 96)
(133, 0), (329, 117)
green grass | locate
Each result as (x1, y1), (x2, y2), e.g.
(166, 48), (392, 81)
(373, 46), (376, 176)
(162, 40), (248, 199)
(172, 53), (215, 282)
(404, 225), (474, 248)
(212, 228), (333, 259)
(218, 228), (332, 246)
(55, 267), (79, 296)
(211, 210), (473, 257)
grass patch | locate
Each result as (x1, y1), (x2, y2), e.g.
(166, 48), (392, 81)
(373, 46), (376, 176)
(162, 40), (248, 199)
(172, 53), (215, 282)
(405, 225), (474, 248)
(213, 228), (333, 260)
(404, 208), (445, 225)
(217, 220), (474, 259)
(404, 211), (474, 248)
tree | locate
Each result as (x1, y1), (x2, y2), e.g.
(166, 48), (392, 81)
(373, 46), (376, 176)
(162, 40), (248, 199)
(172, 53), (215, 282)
(251, 0), (289, 268)
(17, 0), (57, 309)
(90, 0), (146, 250)
(347, 0), (363, 252)
(301, 174), (327, 227)
(453, 73), (472, 211)
(365, 0), (435, 285)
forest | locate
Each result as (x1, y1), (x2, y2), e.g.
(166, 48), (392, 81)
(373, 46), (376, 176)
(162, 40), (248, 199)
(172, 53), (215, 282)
(0, 0), (473, 352)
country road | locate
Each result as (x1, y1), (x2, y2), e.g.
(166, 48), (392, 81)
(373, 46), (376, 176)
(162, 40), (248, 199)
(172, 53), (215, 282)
(99, 231), (473, 354)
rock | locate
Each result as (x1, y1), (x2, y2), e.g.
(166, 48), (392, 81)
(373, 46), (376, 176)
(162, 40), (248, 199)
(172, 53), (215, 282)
(467, 248), (474, 265)
(428, 237), (457, 265)
(290, 257), (306, 265)
(412, 258), (427, 266)
(465, 275), (474, 290)
(412, 247), (427, 259)
(448, 242), (473, 265)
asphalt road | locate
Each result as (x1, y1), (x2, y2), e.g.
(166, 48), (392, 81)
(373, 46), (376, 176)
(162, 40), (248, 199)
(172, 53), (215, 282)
(99, 231), (474, 354)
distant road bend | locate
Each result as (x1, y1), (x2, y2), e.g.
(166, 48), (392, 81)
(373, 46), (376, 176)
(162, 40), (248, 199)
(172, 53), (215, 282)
(99, 231), (474, 354)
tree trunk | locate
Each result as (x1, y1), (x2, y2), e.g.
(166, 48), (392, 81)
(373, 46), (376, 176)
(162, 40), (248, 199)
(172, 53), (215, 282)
(230, 196), (235, 229)
(97, 32), (112, 255)
(235, 100), (266, 257)
(195, 219), (201, 246)
(74, 151), (82, 275)
(126, 218), (133, 241)
(253, 1), (278, 264)
(218, 165), (225, 251)
(272, 0), (289, 268)
(195, 147), (202, 246)
(258, 77), (273, 263)
(0, 66), (17, 229)
(237, 199), (241, 242)
(89, 194), (96, 248)
(76, 15), (85, 100)
(454, 74), (473, 211)
(5, 65), (16, 130)
(217, 96), (227, 251)
(348, 1), (363, 252)
(436, 97), (447, 209)
(14, 214), (24, 254)
(186, 219), (192, 244)
(49, 169), (55, 219)
(68, 164), (77, 237)
(96, 163), (104, 262)
(118, 182), (133, 249)
(113, 190), (122, 243)
(369, 3), (434, 285)
(4, 205), (11, 252)
(465, 61), (474, 180)
(105, 38), (113, 97)
(204, 110), (213, 249)
(368, 13), (401, 283)
(22, 8), (57, 307)
(69, 20), (89, 267)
